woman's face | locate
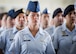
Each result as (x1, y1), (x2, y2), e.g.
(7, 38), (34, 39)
(27, 12), (40, 26)
(65, 10), (76, 24)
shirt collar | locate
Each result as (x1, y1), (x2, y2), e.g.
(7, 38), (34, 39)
(38, 27), (44, 35)
(62, 23), (76, 31)
(13, 26), (18, 34)
(62, 23), (67, 31)
(0, 27), (7, 32)
(24, 27), (44, 35)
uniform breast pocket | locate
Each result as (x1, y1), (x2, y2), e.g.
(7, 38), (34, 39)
(59, 37), (70, 47)
(9, 38), (14, 43)
(59, 37), (67, 41)
(9, 35), (14, 43)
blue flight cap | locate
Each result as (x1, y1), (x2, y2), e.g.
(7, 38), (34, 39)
(52, 8), (62, 18)
(7, 9), (15, 18)
(13, 8), (25, 18)
(27, 1), (40, 12)
(42, 8), (50, 14)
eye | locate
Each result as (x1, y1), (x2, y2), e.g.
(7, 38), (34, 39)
(74, 12), (76, 15)
(44, 16), (46, 18)
(69, 12), (72, 15)
(31, 14), (35, 17)
(23, 16), (25, 19)
(56, 14), (59, 17)
(19, 16), (21, 19)
(37, 14), (39, 17)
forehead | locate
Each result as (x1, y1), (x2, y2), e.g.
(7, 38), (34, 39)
(17, 13), (25, 17)
(42, 14), (50, 16)
(68, 10), (75, 14)
(29, 12), (40, 15)
(57, 12), (63, 15)
(7, 16), (12, 20)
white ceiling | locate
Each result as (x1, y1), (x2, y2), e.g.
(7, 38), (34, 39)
(0, 0), (75, 13)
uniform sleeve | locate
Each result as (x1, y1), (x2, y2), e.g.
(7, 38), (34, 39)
(9, 32), (21, 54)
(46, 35), (56, 54)
(0, 31), (6, 49)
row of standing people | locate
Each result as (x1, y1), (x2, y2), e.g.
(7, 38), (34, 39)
(0, 1), (55, 54)
(0, 0), (76, 54)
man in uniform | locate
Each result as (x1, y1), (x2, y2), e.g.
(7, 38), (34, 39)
(0, 8), (26, 54)
(53, 4), (76, 54)
(6, 9), (15, 29)
(45, 8), (63, 40)
(40, 8), (50, 29)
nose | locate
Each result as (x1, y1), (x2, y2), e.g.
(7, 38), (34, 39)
(59, 15), (63, 19)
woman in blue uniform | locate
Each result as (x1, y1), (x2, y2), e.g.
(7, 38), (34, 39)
(9, 1), (55, 54)
(53, 4), (76, 54)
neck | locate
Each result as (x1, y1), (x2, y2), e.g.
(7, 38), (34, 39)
(28, 24), (39, 31)
(66, 22), (75, 31)
(28, 25), (39, 37)
(16, 26), (24, 31)
(7, 25), (13, 29)
(55, 24), (59, 27)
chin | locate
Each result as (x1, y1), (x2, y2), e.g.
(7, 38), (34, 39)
(19, 25), (24, 27)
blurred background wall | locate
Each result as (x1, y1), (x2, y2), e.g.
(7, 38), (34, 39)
(0, 0), (75, 16)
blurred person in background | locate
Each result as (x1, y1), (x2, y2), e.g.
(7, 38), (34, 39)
(0, 13), (3, 27)
(53, 4), (76, 54)
(6, 9), (15, 29)
(45, 8), (63, 40)
(0, 12), (7, 54)
(40, 8), (50, 29)
(0, 12), (7, 33)
(74, 9), (76, 24)
(0, 8), (27, 54)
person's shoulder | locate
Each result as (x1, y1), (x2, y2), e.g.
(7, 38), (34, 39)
(15, 27), (28, 37)
(19, 27), (28, 34)
(45, 26), (54, 31)
(1, 28), (13, 34)
(55, 25), (63, 32)
(43, 30), (51, 38)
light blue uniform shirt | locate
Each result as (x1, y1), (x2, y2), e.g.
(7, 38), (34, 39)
(0, 27), (6, 34)
(9, 27), (55, 54)
(0, 27), (18, 54)
(45, 26), (56, 40)
(45, 26), (55, 36)
(70, 35), (76, 54)
(53, 23), (76, 54)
